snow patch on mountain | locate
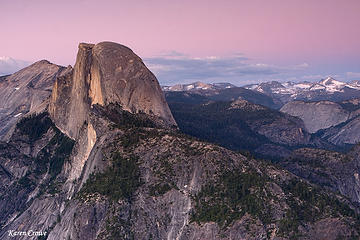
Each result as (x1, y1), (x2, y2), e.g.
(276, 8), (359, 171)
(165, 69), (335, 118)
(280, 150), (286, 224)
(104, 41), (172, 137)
(162, 81), (236, 91)
(245, 77), (360, 96)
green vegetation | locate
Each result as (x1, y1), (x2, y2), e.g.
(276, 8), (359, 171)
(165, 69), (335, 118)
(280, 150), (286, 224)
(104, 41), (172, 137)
(96, 203), (135, 240)
(45, 180), (65, 195)
(34, 128), (75, 182)
(101, 213), (134, 240)
(165, 87), (278, 108)
(16, 113), (75, 195)
(47, 130), (75, 180)
(100, 103), (155, 129)
(149, 150), (181, 197)
(17, 174), (35, 190)
(16, 112), (53, 141)
(149, 183), (173, 197)
(191, 165), (360, 237)
(191, 170), (270, 227)
(120, 127), (162, 151)
(35, 132), (74, 196)
(168, 101), (272, 152)
(292, 149), (353, 166)
(79, 153), (142, 201)
(279, 179), (359, 236)
(120, 128), (142, 149)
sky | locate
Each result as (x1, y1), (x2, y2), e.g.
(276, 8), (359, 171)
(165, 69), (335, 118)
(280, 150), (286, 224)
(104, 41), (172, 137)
(0, 0), (359, 85)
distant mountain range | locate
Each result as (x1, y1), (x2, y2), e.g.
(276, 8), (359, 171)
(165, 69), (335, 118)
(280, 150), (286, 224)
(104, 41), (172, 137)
(245, 77), (360, 94)
(0, 56), (31, 75)
(244, 77), (360, 104)
(163, 77), (360, 106)
(164, 85), (280, 109)
(2, 44), (360, 239)
(162, 81), (236, 91)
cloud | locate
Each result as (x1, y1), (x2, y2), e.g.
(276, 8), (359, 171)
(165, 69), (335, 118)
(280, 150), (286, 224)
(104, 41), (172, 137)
(347, 72), (360, 79)
(293, 63), (309, 69)
(301, 74), (327, 81)
(0, 57), (31, 76)
(144, 52), (310, 86)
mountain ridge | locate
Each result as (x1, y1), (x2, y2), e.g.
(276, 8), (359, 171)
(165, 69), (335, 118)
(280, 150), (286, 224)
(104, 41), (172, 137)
(245, 77), (360, 105)
(0, 60), (67, 141)
(1, 42), (360, 239)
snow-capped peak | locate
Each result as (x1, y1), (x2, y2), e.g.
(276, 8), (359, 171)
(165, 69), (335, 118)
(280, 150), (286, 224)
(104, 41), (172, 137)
(162, 81), (237, 91)
(243, 76), (360, 103)
(319, 77), (345, 87)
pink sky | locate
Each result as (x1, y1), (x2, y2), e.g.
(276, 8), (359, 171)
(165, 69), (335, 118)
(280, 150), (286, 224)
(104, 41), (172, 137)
(1, 0), (359, 84)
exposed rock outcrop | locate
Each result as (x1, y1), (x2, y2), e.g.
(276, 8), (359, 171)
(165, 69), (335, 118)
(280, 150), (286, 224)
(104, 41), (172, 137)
(0, 60), (67, 141)
(1, 112), (359, 240)
(280, 100), (350, 133)
(1, 42), (360, 240)
(320, 116), (360, 145)
(49, 42), (176, 140)
(48, 41), (177, 191)
(281, 99), (360, 145)
(280, 146), (360, 204)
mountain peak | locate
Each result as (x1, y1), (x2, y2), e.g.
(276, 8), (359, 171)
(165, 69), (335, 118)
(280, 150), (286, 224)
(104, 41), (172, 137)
(50, 41), (176, 139)
(78, 42), (95, 49)
(319, 76), (343, 86)
(0, 59), (67, 140)
(30, 59), (52, 66)
(162, 81), (236, 91)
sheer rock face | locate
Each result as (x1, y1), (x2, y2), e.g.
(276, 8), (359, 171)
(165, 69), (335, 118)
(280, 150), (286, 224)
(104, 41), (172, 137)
(49, 42), (176, 140)
(1, 43), (360, 240)
(280, 101), (350, 133)
(321, 116), (360, 145)
(0, 60), (67, 141)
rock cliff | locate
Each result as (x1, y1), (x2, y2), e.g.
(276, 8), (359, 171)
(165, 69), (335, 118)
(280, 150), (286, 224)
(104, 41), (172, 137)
(1, 42), (360, 240)
(319, 116), (360, 145)
(280, 146), (360, 204)
(49, 42), (176, 140)
(1, 111), (359, 240)
(281, 99), (360, 146)
(0, 60), (67, 141)
(280, 101), (350, 133)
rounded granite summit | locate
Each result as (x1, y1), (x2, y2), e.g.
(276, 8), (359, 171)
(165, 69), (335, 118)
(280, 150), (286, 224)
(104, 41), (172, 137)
(50, 41), (176, 139)
(90, 42), (166, 110)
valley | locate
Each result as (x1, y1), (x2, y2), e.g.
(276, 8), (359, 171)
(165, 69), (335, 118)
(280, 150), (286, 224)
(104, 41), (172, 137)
(0, 42), (359, 240)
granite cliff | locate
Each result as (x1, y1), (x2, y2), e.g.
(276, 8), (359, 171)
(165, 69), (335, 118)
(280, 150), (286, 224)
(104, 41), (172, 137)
(0, 42), (360, 240)
(0, 60), (67, 141)
(281, 99), (360, 146)
(49, 42), (176, 140)
(280, 101), (350, 133)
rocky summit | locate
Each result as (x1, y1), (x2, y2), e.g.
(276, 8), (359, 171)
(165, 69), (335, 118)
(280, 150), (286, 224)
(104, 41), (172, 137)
(1, 42), (360, 240)
(49, 42), (176, 140)
(0, 60), (67, 141)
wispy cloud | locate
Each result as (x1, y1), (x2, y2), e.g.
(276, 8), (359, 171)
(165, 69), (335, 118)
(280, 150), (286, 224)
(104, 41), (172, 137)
(347, 72), (360, 79)
(144, 52), (309, 85)
(301, 74), (327, 81)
